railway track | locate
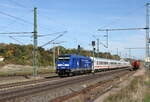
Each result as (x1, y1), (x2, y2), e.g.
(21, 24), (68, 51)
(0, 68), (131, 101)
(51, 68), (134, 102)
(0, 75), (59, 90)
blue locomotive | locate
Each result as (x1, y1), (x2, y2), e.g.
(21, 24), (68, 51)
(56, 54), (131, 76)
(56, 54), (92, 76)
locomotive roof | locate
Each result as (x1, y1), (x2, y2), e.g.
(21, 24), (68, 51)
(59, 54), (91, 58)
(58, 54), (129, 63)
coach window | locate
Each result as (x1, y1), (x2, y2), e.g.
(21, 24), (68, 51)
(100, 62), (102, 64)
(99, 61), (101, 65)
(99, 62), (101, 64)
(97, 61), (98, 65)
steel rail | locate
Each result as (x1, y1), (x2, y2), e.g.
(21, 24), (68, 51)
(0, 76), (58, 90)
(0, 68), (130, 101)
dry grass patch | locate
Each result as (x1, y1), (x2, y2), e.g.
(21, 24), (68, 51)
(104, 71), (150, 102)
(0, 64), (56, 76)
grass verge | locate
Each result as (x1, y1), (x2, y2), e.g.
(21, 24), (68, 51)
(0, 68), (56, 76)
(104, 70), (150, 102)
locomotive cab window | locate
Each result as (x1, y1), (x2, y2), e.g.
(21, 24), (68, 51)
(58, 57), (70, 62)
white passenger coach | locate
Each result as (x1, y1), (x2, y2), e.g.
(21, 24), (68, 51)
(90, 57), (131, 71)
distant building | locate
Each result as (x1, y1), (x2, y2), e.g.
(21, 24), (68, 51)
(144, 57), (150, 69)
(0, 56), (4, 62)
(145, 57), (150, 62)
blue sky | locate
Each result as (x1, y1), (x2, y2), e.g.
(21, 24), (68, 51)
(0, 0), (149, 59)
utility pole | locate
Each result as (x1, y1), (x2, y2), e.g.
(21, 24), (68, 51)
(119, 52), (122, 58)
(124, 48), (132, 59)
(33, 7), (38, 77)
(129, 48), (131, 58)
(146, 3), (149, 58)
(97, 38), (100, 53)
(53, 45), (56, 69)
(117, 48), (118, 56)
(106, 30), (108, 48)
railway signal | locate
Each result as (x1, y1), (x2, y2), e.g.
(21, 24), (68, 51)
(91, 41), (96, 72)
(92, 41), (95, 46)
(77, 45), (81, 55)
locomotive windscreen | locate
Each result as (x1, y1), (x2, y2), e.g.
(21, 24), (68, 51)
(58, 56), (70, 61)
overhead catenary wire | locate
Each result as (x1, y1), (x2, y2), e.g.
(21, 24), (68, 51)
(124, 47), (146, 58)
(40, 34), (64, 47)
(38, 31), (67, 37)
(6, 35), (33, 37)
(0, 10), (52, 33)
(1, 31), (67, 38)
(0, 32), (33, 34)
(38, 9), (68, 30)
(9, 0), (28, 8)
(0, 1), (68, 35)
(98, 3), (149, 58)
(125, 47), (146, 49)
(0, 11), (33, 25)
(98, 27), (147, 31)
(6, 0), (34, 10)
(0, 9), (34, 33)
(98, 5), (145, 30)
(48, 41), (67, 44)
(9, 36), (24, 44)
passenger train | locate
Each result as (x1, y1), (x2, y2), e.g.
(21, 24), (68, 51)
(56, 54), (131, 76)
(92, 57), (131, 71)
